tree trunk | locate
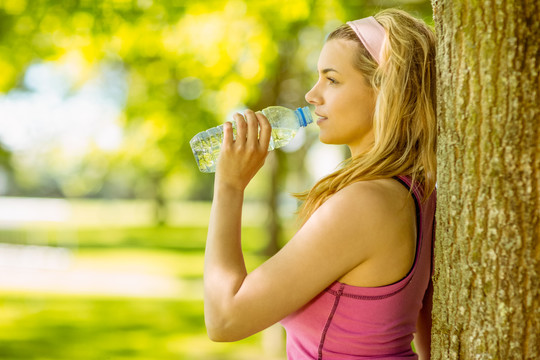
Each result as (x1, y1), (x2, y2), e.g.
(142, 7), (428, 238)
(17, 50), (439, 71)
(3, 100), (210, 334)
(256, 23), (309, 256)
(431, 1), (539, 359)
(264, 150), (282, 256)
(151, 173), (167, 227)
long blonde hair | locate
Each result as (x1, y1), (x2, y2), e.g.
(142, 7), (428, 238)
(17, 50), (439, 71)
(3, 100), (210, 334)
(296, 9), (437, 223)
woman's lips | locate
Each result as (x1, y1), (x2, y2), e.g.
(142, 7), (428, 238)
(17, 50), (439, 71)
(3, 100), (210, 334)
(316, 116), (327, 125)
(315, 112), (327, 125)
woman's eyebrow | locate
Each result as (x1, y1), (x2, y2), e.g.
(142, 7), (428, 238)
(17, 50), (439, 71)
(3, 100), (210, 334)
(321, 68), (340, 74)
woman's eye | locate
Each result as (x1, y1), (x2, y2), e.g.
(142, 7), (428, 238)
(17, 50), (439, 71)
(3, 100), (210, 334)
(327, 77), (337, 84)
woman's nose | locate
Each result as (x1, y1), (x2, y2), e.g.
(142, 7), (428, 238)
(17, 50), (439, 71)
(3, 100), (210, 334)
(305, 84), (320, 105)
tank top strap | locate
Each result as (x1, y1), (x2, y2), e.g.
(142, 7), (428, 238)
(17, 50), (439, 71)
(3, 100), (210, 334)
(393, 175), (424, 204)
(393, 175), (423, 277)
(393, 174), (436, 279)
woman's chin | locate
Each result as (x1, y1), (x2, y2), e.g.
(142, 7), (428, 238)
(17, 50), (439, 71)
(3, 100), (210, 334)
(318, 134), (339, 145)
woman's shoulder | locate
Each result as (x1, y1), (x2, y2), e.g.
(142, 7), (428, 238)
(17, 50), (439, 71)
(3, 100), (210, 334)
(330, 177), (411, 211)
(309, 177), (412, 235)
(304, 177), (416, 283)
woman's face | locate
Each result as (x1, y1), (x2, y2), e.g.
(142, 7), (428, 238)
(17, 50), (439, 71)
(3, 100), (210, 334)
(305, 39), (376, 156)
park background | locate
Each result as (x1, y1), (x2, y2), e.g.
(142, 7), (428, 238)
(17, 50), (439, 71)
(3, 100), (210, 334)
(0, 0), (433, 359)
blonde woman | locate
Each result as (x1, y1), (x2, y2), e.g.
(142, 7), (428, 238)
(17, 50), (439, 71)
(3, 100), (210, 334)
(204, 8), (437, 360)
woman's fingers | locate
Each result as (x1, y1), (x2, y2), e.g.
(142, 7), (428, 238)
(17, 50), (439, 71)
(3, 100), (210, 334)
(231, 109), (271, 150)
(234, 112), (247, 143)
(216, 109), (270, 190)
(256, 112), (272, 150)
(245, 110), (260, 146)
(222, 121), (234, 146)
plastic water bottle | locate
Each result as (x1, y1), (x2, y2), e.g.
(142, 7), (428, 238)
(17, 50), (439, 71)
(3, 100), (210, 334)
(190, 106), (314, 173)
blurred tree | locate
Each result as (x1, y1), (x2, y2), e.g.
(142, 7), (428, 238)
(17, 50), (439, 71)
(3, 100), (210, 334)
(0, 0), (434, 231)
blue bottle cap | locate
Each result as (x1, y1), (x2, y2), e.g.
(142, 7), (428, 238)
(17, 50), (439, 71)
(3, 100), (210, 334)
(295, 106), (314, 127)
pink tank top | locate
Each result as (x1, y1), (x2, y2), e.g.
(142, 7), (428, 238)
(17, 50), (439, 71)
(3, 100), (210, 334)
(281, 176), (436, 359)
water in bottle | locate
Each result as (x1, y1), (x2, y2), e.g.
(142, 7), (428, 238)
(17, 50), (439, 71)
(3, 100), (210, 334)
(190, 106), (314, 173)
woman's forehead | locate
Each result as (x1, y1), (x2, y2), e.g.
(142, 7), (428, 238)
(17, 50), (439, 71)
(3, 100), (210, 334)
(318, 39), (359, 72)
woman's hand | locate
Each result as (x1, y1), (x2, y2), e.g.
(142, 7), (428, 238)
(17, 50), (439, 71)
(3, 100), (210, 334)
(215, 109), (272, 191)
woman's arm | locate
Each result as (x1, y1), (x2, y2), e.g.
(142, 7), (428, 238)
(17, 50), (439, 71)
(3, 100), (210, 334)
(204, 110), (271, 340)
(413, 279), (433, 359)
(203, 110), (403, 341)
(204, 180), (248, 340)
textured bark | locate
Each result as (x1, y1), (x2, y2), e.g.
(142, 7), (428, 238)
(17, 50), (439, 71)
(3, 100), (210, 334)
(431, 1), (539, 359)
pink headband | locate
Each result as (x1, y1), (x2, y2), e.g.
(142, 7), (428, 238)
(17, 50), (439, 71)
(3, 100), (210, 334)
(346, 16), (386, 64)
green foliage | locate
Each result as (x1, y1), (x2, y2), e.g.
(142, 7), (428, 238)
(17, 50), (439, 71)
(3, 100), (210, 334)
(0, 0), (432, 202)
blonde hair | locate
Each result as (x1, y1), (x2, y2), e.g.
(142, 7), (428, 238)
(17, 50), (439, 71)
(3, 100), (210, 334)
(296, 9), (437, 223)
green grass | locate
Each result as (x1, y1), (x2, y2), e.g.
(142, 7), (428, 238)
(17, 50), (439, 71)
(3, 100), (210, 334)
(0, 225), (270, 252)
(0, 296), (274, 360)
(0, 225), (286, 359)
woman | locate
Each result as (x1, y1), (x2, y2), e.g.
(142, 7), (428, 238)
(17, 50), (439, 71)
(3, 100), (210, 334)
(203, 8), (437, 360)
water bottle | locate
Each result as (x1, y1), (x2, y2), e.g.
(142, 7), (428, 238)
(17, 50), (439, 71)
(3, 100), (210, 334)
(190, 106), (314, 173)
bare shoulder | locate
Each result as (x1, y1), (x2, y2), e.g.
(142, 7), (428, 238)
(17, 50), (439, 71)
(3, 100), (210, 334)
(321, 178), (412, 218)
(306, 177), (415, 251)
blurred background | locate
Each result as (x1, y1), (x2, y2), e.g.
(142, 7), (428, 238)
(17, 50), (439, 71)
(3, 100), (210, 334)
(0, 0), (432, 359)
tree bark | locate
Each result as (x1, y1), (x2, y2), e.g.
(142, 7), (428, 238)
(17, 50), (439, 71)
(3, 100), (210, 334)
(431, 1), (539, 359)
